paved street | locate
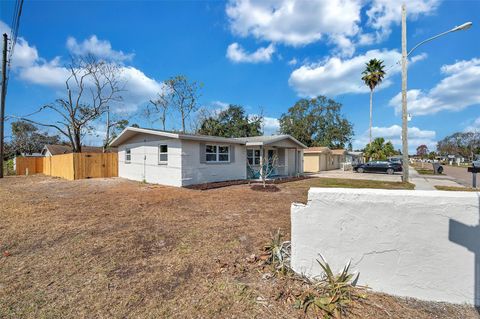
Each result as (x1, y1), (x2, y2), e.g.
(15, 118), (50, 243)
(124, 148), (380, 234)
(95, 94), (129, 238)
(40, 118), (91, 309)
(442, 165), (477, 187)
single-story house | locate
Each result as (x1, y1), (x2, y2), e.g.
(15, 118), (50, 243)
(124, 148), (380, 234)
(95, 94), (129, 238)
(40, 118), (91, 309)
(109, 127), (307, 187)
(41, 144), (116, 156)
(330, 149), (347, 169)
(303, 147), (347, 172)
(345, 151), (364, 165)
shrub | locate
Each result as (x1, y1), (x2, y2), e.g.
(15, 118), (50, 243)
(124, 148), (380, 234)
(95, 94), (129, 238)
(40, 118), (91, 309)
(263, 229), (291, 274)
(299, 255), (366, 318)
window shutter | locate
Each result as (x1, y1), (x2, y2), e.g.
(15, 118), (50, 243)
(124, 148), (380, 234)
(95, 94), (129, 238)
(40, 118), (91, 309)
(199, 143), (206, 163)
(230, 144), (235, 163)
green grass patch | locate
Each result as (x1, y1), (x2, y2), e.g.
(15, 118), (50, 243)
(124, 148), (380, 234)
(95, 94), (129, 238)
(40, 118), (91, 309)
(287, 177), (415, 190)
(416, 169), (435, 175)
(435, 185), (478, 192)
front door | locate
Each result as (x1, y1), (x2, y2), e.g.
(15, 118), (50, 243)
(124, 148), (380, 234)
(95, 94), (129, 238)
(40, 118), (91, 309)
(267, 149), (277, 175)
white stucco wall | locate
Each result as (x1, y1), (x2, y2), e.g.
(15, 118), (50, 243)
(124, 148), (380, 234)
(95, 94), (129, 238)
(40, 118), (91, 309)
(291, 188), (480, 305)
(181, 140), (247, 186)
(118, 133), (247, 186)
(118, 133), (182, 187)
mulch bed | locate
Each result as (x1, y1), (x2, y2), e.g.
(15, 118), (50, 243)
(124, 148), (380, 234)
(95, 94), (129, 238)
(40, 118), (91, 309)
(185, 175), (312, 190)
(250, 184), (280, 192)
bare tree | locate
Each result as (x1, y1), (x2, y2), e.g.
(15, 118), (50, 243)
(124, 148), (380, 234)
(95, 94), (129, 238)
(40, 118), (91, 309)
(20, 55), (123, 152)
(145, 92), (169, 130)
(164, 75), (202, 133)
(247, 152), (279, 188)
(103, 116), (129, 152)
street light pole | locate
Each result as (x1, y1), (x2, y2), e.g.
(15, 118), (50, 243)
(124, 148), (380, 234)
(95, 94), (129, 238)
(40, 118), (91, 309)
(400, 2), (472, 182)
(401, 4), (408, 182)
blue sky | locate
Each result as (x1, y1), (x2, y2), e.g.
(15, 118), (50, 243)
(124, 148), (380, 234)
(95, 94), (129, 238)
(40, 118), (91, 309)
(0, 0), (479, 153)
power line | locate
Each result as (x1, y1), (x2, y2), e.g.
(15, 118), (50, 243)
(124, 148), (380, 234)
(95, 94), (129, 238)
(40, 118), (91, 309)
(5, 0), (25, 91)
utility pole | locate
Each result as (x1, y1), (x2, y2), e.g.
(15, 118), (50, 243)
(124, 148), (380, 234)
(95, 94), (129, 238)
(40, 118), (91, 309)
(0, 33), (8, 178)
(401, 4), (409, 182)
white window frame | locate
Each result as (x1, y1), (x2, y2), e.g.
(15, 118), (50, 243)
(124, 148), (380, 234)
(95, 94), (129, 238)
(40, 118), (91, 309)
(206, 144), (230, 163)
(158, 144), (168, 165)
(125, 148), (131, 164)
(247, 149), (261, 165)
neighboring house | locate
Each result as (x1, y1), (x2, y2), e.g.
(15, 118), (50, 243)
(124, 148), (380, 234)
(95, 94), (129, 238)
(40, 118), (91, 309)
(109, 127), (307, 187)
(41, 144), (116, 156)
(447, 154), (465, 165)
(330, 149), (346, 169)
(346, 151), (364, 165)
(303, 147), (346, 172)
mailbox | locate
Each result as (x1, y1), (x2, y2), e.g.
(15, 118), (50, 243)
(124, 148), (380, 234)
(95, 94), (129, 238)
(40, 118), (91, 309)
(468, 166), (480, 188)
(468, 167), (480, 173)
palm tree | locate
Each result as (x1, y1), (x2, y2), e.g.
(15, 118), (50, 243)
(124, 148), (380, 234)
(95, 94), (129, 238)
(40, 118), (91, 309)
(364, 137), (395, 160)
(362, 59), (386, 144)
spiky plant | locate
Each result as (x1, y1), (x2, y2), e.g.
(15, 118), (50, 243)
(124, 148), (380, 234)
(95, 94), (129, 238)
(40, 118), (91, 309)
(263, 229), (291, 274)
(300, 255), (365, 318)
(362, 59), (386, 144)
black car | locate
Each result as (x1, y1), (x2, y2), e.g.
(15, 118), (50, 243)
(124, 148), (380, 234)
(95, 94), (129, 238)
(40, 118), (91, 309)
(354, 160), (402, 175)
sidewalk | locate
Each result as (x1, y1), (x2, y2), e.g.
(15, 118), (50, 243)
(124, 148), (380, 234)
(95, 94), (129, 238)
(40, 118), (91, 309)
(409, 168), (435, 190)
(409, 167), (464, 190)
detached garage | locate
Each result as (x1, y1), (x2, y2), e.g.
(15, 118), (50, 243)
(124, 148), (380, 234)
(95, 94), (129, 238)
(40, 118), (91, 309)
(303, 147), (331, 172)
(303, 147), (347, 172)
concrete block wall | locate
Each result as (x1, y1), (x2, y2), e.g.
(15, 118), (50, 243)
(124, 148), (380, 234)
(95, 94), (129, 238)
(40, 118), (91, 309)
(291, 188), (480, 305)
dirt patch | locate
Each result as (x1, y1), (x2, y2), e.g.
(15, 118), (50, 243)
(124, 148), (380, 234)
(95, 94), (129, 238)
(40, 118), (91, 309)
(0, 175), (477, 318)
(250, 184), (280, 192)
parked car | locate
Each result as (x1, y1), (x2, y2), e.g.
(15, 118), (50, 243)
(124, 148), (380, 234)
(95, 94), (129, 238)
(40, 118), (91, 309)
(354, 160), (403, 175)
(388, 158), (402, 165)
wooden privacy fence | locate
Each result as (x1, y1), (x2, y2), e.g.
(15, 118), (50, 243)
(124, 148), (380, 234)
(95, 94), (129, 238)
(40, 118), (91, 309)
(15, 157), (44, 175)
(16, 153), (118, 180)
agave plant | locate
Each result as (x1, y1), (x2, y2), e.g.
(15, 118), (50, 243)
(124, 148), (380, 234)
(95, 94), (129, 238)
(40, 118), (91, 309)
(263, 229), (291, 274)
(300, 255), (365, 318)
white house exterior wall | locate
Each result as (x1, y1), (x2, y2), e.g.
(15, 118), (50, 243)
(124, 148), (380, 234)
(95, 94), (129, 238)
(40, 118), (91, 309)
(180, 140), (247, 186)
(117, 133), (182, 187)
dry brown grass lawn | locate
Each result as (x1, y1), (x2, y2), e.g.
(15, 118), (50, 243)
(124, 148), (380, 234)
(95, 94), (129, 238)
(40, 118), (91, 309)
(0, 175), (477, 318)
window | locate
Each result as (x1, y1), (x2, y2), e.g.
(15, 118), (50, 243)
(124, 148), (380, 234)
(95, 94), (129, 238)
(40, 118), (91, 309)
(247, 149), (261, 165)
(206, 145), (217, 162)
(125, 148), (131, 163)
(158, 144), (168, 164)
(218, 146), (229, 162)
(206, 144), (230, 163)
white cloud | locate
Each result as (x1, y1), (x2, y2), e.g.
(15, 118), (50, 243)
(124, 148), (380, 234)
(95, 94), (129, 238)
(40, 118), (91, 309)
(225, 0), (440, 56)
(366, 0), (441, 41)
(247, 114), (279, 135)
(226, 42), (275, 63)
(372, 125), (435, 139)
(262, 116), (280, 135)
(2, 28), (163, 113)
(19, 61), (162, 112)
(66, 35), (134, 62)
(289, 49), (401, 97)
(226, 0), (361, 56)
(353, 124), (437, 152)
(0, 20), (39, 69)
(288, 58), (298, 66)
(18, 57), (70, 86)
(464, 117), (480, 133)
(410, 52), (428, 63)
(389, 57), (480, 116)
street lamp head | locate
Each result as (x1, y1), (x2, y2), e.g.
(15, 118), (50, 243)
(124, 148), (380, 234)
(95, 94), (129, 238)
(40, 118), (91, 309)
(451, 22), (473, 32)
